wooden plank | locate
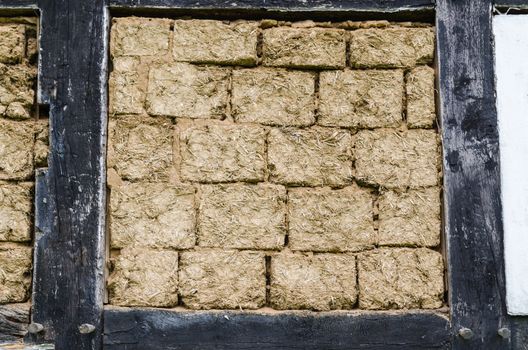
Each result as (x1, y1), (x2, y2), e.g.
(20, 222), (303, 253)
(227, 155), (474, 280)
(29, 0), (109, 349)
(103, 308), (451, 350)
(0, 0), (37, 14)
(108, 0), (434, 21)
(436, 0), (514, 348)
(494, 0), (528, 8)
(0, 344), (54, 350)
(109, 0), (434, 10)
(0, 0), (37, 9)
(0, 304), (30, 343)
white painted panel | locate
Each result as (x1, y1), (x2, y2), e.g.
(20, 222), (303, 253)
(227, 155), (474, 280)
(494, 15), (528, 316)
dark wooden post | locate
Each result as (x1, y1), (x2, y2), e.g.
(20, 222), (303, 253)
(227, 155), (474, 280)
(436, 0), (514, 348)
(30, 0), (108, 349)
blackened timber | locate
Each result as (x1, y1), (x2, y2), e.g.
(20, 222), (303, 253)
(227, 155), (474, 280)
(0, 304), (30, 343)
(109, 0), (434, 10)
(494, 0), (528, 7)
(0, 0), (37, 14)
(436, 0), (512, 349)
(0, 0), (37, 9)
(103, 308), (451, 350)
(30, 0), (108, 349)
(108, 0), (434, 22)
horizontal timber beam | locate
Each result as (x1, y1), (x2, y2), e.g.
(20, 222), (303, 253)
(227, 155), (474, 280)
(0, 0), (37, 14)
(109, 0), (434, 10)
(494, 0), (528, 7)
(104, 308), (451, 350)
(108, 0), (434, 21)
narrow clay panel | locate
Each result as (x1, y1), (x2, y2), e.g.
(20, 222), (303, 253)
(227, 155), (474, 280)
(0, 18), (45, 307)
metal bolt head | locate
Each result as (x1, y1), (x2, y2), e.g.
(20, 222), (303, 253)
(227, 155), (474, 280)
(458, 327), (474, 340)
(79, 323), (96, 334)
(28, 322), (44, 334)
(498, 327), (511, 339)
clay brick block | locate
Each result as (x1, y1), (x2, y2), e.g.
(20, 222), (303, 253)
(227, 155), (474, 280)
(111, 18), (171, 57)
(180, 123), (266, 183)
(407, 66), (436, 128)
(0, 119), (34, 180)
(319, 70), (403, 128)
(0, 244), (32, 303)
(110, 182), (196, 249)
(354, 129), (439, 188)
(179, 250), (266, 309)
(0, 183), (32, 242)
(146, 63), (229, 119)
(349, 27), (435, 68)
(268, 127), (352, 186)
(289, 186), (376, 252)
(0, 25), (25, 63)
(0, 63), (36, 120)
(379, 188), (441, 247)
(109, 57), (145, 115)
(108, 248), (179, 307)
(232, 68), (316, 127)
(263, 27), (346, 69)
(107, 116), (175, 182)
(270, 253), (357, 311)
(198, 183), (286, 250)
(34, 120), (49, 167)
(173, 20), (258, 66)
(26, 27), (38, 63)
(358, 248), (444, 309)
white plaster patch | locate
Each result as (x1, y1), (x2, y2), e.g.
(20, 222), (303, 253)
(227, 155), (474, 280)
(494, 14), (528, 316)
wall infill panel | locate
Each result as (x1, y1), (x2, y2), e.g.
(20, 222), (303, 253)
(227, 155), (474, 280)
(0, 16), (48, 345)
(106, 16), (444, 313)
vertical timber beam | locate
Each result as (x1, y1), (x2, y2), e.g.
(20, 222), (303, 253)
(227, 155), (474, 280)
(436, 1), (512, 349)
(30, 0), (108, 349)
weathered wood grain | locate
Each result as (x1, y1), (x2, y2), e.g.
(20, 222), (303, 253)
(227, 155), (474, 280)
(0, 304), (29, 343)
(104, 308), (451, 350)
(0, 343), (54, 349)
(108, 0), (434, 21)
(0, 0), (37, 9)
(494, 0), (528, 7)
(29, 0), (108, 349)
(436, 0), (519, 348)
(109, 0), (434, 10)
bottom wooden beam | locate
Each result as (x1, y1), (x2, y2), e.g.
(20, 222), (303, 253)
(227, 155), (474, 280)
(0, 304), (30, 343)
(104, 308), (451, 350)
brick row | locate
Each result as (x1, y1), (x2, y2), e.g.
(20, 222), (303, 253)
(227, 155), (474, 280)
(110, 62), (435, 130)
(108, 120), (440, 189)
(108, 247), (444, 311)
(111, 18), (434, 69)
(109, 182), (441, 251)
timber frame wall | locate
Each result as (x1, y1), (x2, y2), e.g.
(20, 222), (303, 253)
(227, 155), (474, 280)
(0, 0), (527, 349)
